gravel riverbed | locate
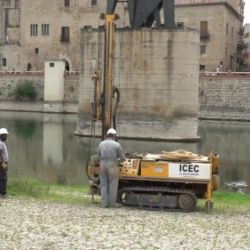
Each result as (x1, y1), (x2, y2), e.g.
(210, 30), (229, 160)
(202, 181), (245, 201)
(0, 197), (249, 250)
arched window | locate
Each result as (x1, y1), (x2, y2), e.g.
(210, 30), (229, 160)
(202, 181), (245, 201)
(63, 60), (70, 71)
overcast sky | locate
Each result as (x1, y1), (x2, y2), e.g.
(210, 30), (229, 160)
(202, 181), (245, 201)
(245, 0), (250, 24)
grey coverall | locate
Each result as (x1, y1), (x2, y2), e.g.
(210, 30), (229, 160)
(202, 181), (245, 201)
(0, 140), (8, 196)
(97, 138), (126, 208)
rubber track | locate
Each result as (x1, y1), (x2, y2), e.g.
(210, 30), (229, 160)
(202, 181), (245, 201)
(118, 186), (197, 212)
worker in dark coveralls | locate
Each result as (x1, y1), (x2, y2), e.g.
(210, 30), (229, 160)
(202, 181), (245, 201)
(97, 128), (126, 208)
(0, 128), (9, 198)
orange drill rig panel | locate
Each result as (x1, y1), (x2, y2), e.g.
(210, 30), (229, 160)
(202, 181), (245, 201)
(141, 161), (169, 178)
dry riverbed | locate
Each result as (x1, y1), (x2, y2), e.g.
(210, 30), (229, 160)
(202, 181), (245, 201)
(0, 197), (249, 250)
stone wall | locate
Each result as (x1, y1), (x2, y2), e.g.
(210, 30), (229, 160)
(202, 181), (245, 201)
(0, 71), (79, 112)
(0, 71), (44, 101)
(199, 72), (250, 120)
(64, 72), (79, 103)
(0, 45), (20, 71)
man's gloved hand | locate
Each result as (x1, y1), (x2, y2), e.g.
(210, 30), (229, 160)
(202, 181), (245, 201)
(0, 163), (8, 170)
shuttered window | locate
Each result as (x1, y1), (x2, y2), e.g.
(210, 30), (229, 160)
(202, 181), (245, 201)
(200, 21), (208, 37)
(30, 24), (38, 36)
(61, 26), (70, 42)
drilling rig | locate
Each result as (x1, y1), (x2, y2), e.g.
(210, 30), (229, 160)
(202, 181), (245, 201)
(88, 0), (219, 212)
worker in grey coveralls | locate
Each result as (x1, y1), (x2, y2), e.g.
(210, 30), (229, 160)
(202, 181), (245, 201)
(97, 128), (126, 208)
(0, 128), (9, 198)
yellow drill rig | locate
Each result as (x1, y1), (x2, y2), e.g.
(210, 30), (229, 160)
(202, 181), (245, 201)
(87, 13), (219, 212)
(89, 150), (219, 212)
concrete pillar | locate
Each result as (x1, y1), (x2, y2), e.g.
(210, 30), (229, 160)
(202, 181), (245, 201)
(44, 60), (65, 112)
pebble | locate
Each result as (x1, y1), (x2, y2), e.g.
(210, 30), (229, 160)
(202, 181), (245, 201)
(0, 197), (249, 250)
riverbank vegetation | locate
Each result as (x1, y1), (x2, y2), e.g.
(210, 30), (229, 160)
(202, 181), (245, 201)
(8, 177), (250, 212)
(12, 80), (38, 101)
(8, 177), (92, 205)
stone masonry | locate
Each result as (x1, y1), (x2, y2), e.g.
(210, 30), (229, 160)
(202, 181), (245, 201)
(199, 72), (250, 120)
(1, 71), (250, 122)
(0, 72), (79, 111)
(0, 72), (44, 101)
(0, 0), (244, 73)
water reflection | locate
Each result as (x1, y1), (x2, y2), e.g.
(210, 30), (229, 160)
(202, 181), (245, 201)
(198, 120), (250, 192)
(0, 111), (249, 191)
(0, 111), (89, 185)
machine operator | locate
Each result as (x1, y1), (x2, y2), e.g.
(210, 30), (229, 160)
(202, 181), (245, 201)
(97, 128), (126, 208)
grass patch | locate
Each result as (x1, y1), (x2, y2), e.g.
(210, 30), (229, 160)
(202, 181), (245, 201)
(8, 177), (93, 205)
(214, 191), (250, 206)
(9, 177), (49, 198)
(7, 177), (250, 212)
(212, 191), (250, 213)
(197, 191), (250, 213)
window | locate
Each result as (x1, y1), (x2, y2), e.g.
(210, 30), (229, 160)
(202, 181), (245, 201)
(35, 48), (39, 54)
(61, 26), (70, 42)
(42, 24), (49, 36)
(176, 22), (184, 28)
(30, 24), (38, 36)
(200, 65), (206, 71)
(226, 23), (228, 35)
(27, 63), (32, 71)
(15, 0), (20, 8)
(200, 21), (208, 38)
(2, 58), (7, 67)
(64, 0), (70, 7)
(49, 62), (55, 67)
(91, 0), (97, 5)
(200, 45), (206, 55)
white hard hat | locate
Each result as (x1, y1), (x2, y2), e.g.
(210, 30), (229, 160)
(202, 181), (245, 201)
(0, 128), (9, 135)
(107, 128), (117, 135)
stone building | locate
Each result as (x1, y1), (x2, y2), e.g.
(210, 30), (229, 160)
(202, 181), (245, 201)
(0, 0), (245, 72)
(175, 0), (245, 71)
(243, 23), (250, 71)
(0, 0), (20, 71)
(0, 0), (128, 71)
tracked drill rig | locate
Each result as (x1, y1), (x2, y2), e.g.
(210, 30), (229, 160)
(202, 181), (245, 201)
(87, 1), (220, 212)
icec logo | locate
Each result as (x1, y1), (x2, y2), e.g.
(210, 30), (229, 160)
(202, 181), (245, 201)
(179, 164), (199, 173)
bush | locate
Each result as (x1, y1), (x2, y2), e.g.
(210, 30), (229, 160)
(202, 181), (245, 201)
(13, 80), (38, 101)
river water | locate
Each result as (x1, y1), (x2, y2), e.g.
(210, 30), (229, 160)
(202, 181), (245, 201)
(0, 111), (249, 192)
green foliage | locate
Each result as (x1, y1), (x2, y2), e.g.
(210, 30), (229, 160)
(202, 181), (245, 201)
(8, 177), (49, 198)
(8, 177), (249, 211)
(213, 191), (250, 206)
(13, 80), (38, 101)
(196, 191), (250, 213)
(14, 120), (37, 139)
(8, 177), (91, 205)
